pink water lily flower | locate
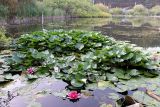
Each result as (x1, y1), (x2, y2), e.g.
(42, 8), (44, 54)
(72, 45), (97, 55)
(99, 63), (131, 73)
(67, 91), (81, 100)
(27, 67), (34, 74)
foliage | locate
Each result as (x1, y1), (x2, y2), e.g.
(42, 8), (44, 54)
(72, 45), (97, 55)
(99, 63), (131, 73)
(0, 4), (9, 18)
(127, 4), (149, 16)
(132, 91), (160, 106)
(0, 27), (11, 46)
(150, 5), (160, 16)
(6, 30), (159, 89)
(17, 0), (42, 17)
(0, 0), (111, 18)
(44, 0), (111, 17)
(95, 3), (109, 12)
(108, 4), (160, 16)
(109, 8), (123, 15)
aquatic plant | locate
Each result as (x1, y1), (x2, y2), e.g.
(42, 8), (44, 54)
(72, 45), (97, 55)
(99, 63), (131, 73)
(67, 91), (81, 100)
(5, 30), (159, 89)
(27, 67), (35, 74)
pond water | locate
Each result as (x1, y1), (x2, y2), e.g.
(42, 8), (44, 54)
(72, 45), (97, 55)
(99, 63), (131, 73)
(2, 77), (118, 107)
(5, 17), (160, 47)
(1, 17), (160, 107)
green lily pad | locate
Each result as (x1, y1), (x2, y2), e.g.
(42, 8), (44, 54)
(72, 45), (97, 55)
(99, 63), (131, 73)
(132, 91), (160, 107)
(75, 43), (84, 50)
(71, 79), (84, 88)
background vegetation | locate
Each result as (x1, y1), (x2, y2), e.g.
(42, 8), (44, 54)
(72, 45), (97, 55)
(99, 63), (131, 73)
(109, 4), (160, 16)
(0, 0), (111, 19)
(0, 26), (11, 47)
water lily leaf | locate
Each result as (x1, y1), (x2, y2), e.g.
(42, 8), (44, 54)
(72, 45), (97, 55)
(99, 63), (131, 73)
(114, 69), (125, 79)
(108, 93), (120, 100)
(123, 53), (134, 60)
(27, 75), (38, 80)
(49, 35), (59, 42)
(66, 56), (76, 62)
(75, 43), (84, 50)
(53, 90), (67, 98)
(71, 79), (84, 88)
(129, 69), (140, 76)
(0, 75), (6, 82)
(98, 81), (115, 90)
(12, 53), (23, 63)
(4, 74), (13, 80)
(144, 72), (157, 77)
(42, 50), (50, 55)
(106, 73), (119, 82)
(95, 43), (102, 47)
(135, 57), (142, 63)
(132, 91), (160, 106)
(100, 104), (113, 107)
(123, 73), (132, 80)
(86, 83), (98, 90)
(83, 62), (91, 70)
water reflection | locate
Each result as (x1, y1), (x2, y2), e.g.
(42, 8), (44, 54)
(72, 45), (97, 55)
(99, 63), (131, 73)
(4, 77), (119, 107)
(38, 95), (100, 107)
(4, 17), (160, 47)
(10, 97), (27, 107)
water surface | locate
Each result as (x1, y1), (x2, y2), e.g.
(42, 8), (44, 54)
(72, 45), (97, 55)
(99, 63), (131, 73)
(4, 17), (160, 47)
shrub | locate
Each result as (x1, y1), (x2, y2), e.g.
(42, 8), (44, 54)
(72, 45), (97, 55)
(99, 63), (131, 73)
(44, 0), (111, 17)
(150, 5), (160, 16)
(95, 3), (109, 12)
(0, 27), (11, 46)
(109, 8), (123, 15)
(131, 4), (148, 15)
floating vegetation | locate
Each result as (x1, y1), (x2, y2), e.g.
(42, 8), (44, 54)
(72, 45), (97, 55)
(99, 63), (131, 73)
(0, 30), (160, 106)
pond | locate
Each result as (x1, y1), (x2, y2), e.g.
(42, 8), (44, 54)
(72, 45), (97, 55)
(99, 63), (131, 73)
(1, 17), (160, 107)
(5, 17), (160, 47)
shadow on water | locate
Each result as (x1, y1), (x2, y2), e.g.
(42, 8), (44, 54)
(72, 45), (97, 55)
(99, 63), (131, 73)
(3, 17), (160, 47)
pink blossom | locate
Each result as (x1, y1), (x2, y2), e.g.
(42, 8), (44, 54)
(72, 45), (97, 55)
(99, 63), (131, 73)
(67, 91), (81, 100)
(27, 67), (34, 74)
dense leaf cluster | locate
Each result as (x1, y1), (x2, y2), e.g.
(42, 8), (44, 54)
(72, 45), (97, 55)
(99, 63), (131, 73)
(7, 30), (159, 88)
